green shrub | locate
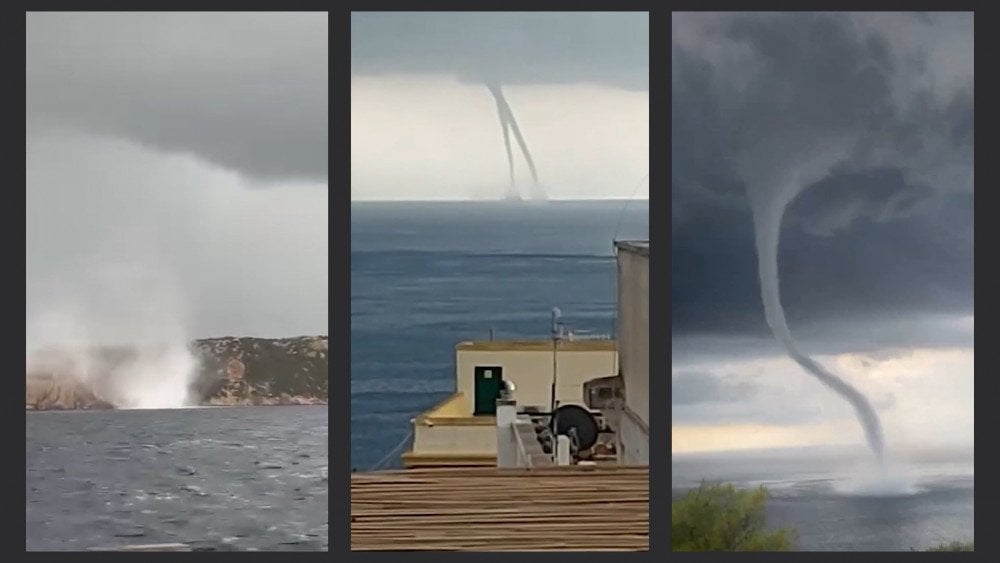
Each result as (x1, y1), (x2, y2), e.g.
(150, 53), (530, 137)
(926, 541), (973, 552)
(672, 482), (795, 551)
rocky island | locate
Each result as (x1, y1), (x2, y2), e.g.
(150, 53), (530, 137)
(26, 336), (328, 410)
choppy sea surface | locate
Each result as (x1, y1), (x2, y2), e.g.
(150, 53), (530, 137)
(673, 445), (974, 551)
(26, 406), (328, 551)
(351, 200), (649, 470)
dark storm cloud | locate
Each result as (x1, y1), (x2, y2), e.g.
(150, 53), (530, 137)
(26, 12), (327, 183)
(672, 12), (973, 339)
(672, 366), (899, 425)
(351, 12), (648, 90)
(672, 371), (834, 426)
(672, 370), (759, 405)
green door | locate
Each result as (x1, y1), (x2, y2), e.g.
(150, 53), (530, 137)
(474, 366), (503, 415)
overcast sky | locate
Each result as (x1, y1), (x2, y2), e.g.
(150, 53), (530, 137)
(351, 12), (649, 201)
(26, 12), (328, 346)
(671, 12), (973, 456)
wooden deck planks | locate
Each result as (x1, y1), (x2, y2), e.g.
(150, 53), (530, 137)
(351, 466), (649, 551)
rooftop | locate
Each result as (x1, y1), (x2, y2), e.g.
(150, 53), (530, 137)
(420, 392), (469, 419)
(614, 240), (649, 257)
(351, 466), (649, 551)
(412, 392), (493, 426)
(456, 339), (616, 352)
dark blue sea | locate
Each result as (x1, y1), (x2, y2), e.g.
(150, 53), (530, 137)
(350, 201), (649, 471)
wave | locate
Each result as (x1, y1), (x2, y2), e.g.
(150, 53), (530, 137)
(352, 249), (614, 260)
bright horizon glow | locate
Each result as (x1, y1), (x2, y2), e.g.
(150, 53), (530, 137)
(673, 421), (858, 454)
(351, 75), (648, 202)
(672, 344), (973, 456)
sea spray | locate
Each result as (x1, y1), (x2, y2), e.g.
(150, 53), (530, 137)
(835, 465), (920, 497)
(106, 343), (198, 409)
(25, 226), (200, 409)
(26, 342), (198, 409)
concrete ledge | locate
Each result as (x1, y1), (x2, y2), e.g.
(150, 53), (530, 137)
(401, 452), (496, 468)
(413, 393), (496, 426)
(513, 419), (553, 467)
(614, 240), (649, 257)
(416, 416), (496, 427)
(456, 339), (616, 352)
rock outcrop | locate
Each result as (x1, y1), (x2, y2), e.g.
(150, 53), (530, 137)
(26, 336), (328, 410)
(190, 336), (328, 406)
(25, 373), (115, 411)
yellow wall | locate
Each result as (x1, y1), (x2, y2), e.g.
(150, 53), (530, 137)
(455, 346), (618, 412)
(413, 422), (497, 454)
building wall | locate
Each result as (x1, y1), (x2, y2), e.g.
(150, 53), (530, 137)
(413, 423), (497, 454)
(616, 244), (648, 465)
(455, 346), (618, 413)
(617, 246), (648, 427)
(618, 408), (649, 465)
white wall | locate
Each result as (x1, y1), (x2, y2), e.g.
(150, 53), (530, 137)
(618, 407), (649, 465)
(617, 246), (648, 427)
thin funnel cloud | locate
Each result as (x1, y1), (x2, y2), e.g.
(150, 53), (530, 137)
(489, 84), (517, 198)
(672, 12), (972, 463)
(487, 82), (544, 201)
(27, 13), (329, 409)
(749, 175), (886, 464)
(351, 12), (647, 201)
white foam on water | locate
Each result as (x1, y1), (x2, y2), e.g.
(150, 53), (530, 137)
(112, 344), (198, 409)
(834, 459), (921, 497)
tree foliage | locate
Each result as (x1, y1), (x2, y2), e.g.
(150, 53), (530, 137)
(672, 482), (795, 551)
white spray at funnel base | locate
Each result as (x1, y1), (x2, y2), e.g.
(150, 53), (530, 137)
(25, 227), (200, 410)
(108, 344), (198, 409)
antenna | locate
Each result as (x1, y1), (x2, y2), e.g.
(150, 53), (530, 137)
(550, 307), (564, 463)
(610, 172), (646, 361)
(612, 172), (649, 243)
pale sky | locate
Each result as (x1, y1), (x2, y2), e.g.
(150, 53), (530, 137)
(673, 342), (974, 455)
(672, 12), (973, 456)
(26, 12), (328, 346)
(351, 12), (649, 201)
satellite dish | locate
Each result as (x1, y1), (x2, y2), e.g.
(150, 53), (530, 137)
(550, 404), (599, 451)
